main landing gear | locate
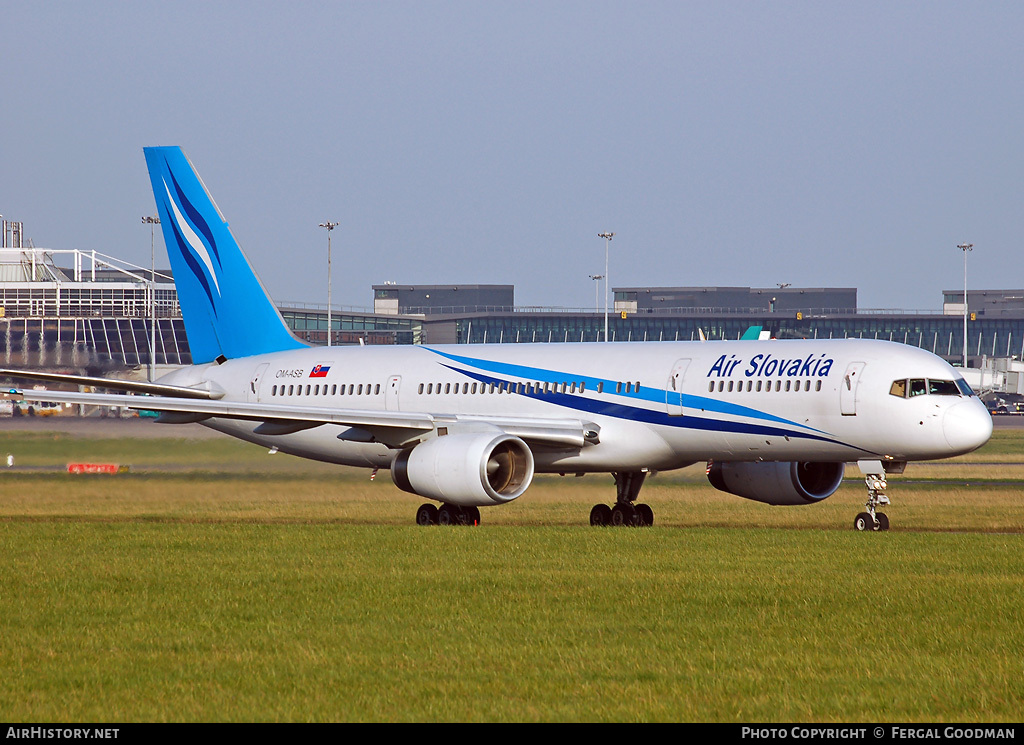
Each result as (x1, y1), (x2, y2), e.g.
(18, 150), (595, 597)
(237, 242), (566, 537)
(590, 471), (654, 527)
(854, 470), (891, 532)
(415, 503), (481, 526)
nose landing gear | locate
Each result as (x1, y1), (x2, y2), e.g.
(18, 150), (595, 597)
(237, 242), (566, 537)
(854, 465), (891, 531)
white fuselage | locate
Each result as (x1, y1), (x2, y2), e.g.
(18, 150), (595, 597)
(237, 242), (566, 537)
(158, 338), (993, 472)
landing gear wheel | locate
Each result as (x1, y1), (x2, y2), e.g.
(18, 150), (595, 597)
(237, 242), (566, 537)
(437, 504), (458, 526)
(591, 471), (651, 527)
(590, 503), (612, 526)
(635, 503), (654, 527)
(875, 512), (890, 531)
(854, 512), (875, 532)
(611, 503), (637, 527)
(434, 504), (480, 526)
(415, 504), (438, 526)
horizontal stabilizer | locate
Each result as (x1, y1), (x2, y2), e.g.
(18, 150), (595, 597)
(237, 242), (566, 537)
(0, 368), (222, 399)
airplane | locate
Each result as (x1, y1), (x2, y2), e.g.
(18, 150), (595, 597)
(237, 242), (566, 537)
(1, 147), (993, 530)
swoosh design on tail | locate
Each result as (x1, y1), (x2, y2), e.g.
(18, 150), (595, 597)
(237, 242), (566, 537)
(166, 168), (221, 268)
(163, 178), (222, 298)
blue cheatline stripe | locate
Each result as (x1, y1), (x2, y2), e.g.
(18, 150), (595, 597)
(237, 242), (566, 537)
(440, 364), (864, 450)
(427, 348), (828, 436)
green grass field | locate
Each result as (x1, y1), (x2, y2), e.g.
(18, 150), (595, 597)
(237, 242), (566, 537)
(1, 426), (1022, 721)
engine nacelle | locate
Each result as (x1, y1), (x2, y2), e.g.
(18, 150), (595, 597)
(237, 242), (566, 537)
(391, 433), (535, 507)
(707, 461), (845, 506)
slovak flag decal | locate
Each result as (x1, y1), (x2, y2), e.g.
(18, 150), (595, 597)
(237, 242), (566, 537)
(310, 364), (331, 378)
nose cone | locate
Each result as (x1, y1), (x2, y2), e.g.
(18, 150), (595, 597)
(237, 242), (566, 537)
(943, 399), (993, 455)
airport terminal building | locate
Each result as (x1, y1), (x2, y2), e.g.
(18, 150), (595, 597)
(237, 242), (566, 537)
(373, 284), (1024, 365)
(2, 219), (1023, 387)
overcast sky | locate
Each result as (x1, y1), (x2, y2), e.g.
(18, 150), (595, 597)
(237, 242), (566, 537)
(2, 1), (1021, 312)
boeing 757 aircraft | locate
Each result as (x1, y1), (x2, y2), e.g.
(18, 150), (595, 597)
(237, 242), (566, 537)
(2, 147), (993, 530)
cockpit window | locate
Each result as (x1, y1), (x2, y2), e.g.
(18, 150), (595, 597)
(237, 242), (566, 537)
(955, 378), (975, 397)
(928, 379), (961, 396)
(889, 377), (974, 398)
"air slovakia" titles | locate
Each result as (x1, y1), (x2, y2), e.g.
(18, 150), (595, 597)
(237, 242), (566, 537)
(707, 353), (835, 379)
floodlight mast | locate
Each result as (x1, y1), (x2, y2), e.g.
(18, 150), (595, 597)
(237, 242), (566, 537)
(142, 215), (160, 381)
(958, 243), (973, 369)
(598, 232), (614, 341)
(320, 222), (339, 346)
(589, 274), (603, 314)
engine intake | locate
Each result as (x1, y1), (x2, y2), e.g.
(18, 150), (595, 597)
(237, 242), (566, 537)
(392, 433), (535, 506)
(707, 461), (845, 506)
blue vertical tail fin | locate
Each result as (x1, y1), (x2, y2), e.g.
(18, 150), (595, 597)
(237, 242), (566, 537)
(144, 146), (307, 364)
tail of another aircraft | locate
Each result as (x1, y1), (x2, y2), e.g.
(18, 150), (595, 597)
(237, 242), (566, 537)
(143, 146), (307, 364)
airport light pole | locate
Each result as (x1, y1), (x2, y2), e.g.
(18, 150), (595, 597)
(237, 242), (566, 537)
(598, 232), (614, 341)
(142, 214), (160, 381)
(958, 242), (973, 368)
(320, 222), (339, 346)
(589, 274), (603, 314)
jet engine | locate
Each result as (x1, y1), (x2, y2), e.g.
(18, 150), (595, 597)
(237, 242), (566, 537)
(391, 433), (535, 507)
(707, 461), (845, 506)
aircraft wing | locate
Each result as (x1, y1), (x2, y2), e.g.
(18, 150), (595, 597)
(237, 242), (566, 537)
(7, 386), (597, 450)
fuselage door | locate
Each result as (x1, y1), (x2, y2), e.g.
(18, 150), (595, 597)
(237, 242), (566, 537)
(666, 358), (692, 416)
(248, 363), (270, 403)
(841, 361), (866, 416)
(386, 375), (402, 411)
